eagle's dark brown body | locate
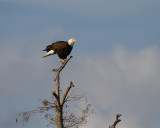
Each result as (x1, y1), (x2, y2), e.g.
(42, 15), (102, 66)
(43, 41), (73, 59)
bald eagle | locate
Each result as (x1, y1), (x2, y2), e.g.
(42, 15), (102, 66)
(42, 38), (76, 63)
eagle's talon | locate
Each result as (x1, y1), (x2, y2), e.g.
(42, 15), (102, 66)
(61, 59), (66, 64)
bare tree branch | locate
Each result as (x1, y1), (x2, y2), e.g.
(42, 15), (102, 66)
(52, 91), (60, 107)
(52, 56), (73, 72)
(109, 114), (121, 128)
(61, 82), (74, 105)
(52, 56), (73, 106)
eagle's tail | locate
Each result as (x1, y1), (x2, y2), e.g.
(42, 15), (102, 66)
(42, 50), (55, 58)
(42, 54), (49, 58)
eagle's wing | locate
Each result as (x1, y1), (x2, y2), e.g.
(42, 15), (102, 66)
(51, 41), (68, 52)
(43, 41), (68, 52)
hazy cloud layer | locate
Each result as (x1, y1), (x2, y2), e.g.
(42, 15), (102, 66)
(71, 46), (160, 128)
(0, 44), (160, 128)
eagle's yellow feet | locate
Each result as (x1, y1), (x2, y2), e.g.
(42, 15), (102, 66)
(61, 59), (66, 64)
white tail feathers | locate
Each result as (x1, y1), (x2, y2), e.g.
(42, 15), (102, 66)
(42, 54), (49, 58)
(42, 50), (54, 58)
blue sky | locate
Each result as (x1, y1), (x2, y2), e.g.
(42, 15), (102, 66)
(1, 0), (160, 52)
(0, 0), (160, 128)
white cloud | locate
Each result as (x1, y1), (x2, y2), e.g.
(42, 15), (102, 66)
(62, 45), (160, 128)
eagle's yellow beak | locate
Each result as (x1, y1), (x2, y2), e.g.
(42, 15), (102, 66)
(73, 39), (76, 43)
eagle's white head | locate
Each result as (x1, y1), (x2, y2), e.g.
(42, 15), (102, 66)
(68, 38), (76, 47)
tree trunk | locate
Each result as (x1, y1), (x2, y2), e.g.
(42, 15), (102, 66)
(56, 105), (64, 128)
(52, 56), (73, 128)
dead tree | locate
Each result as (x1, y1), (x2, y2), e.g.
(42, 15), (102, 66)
(109, 114), (121, 128)
(17, 56), (94, 128)
(51, 56), (73, 128)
